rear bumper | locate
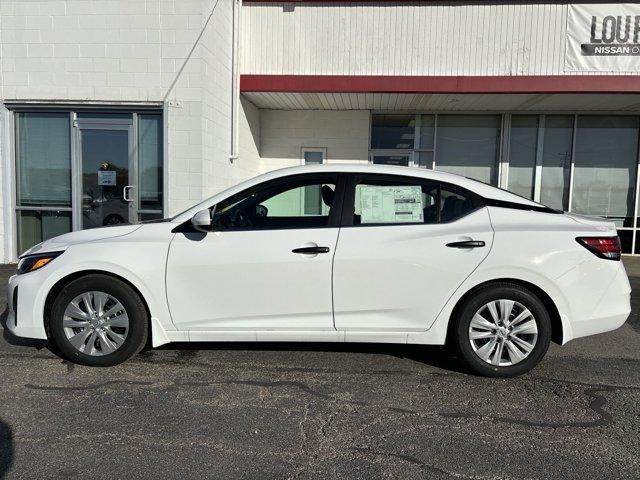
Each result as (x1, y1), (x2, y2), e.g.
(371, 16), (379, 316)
(567, 261), (631, 342)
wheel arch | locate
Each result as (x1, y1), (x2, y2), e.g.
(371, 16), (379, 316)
(446, 278), (564, 346)
(43, 270), (152, 345)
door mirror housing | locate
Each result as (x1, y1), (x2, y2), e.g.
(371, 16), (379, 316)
(191, 209), (212, 232)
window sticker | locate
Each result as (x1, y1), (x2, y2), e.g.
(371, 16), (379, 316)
(359, 185), (424, 224)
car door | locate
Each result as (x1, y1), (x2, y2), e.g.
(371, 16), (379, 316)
(333, 173), (494, 331)
(166, 173), (344, 331)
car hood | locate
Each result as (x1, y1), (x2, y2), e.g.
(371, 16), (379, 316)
(21, 224), (143, 257)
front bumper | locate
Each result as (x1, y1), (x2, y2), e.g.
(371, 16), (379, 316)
(5, 270), (48, 340)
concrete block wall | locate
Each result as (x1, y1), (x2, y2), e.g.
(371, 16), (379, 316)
(259, 110), (370, 171)
(0, 0), (243, 260)
(233, 96), (262, 185)
(199, 0), (232, 199)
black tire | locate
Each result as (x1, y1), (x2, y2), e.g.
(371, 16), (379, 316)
(452, 283), (551, 378)
(49, 274), (148, 367)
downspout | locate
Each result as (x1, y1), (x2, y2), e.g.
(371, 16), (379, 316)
(229, 0), (242, 164)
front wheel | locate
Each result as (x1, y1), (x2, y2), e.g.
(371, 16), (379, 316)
(453, 283), (551, 377)
(49, 274), (148, 366)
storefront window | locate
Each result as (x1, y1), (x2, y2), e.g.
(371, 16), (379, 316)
(16, 112), (71, 207)
(540, 116), (573, 211)
(14, 109), (164, 255)
(372, 155), (410, 166)
(418, 115), (435, 149)
(17, 210), (72, 255)
(435, 115), (501, 184)
(370, 115), (415, 149)
(368, 112), (640, 253)
(15, 112), (73, 254)
(508, 116), (539, 199)
(572, 116), (639, 227)
(138, 114), (164, 215)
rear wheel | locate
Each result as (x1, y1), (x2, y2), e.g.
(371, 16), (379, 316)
(49, 274), (148, 366)
(453, 283), (551, 377)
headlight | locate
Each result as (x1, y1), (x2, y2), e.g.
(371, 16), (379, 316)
(17, 251), (64, 275)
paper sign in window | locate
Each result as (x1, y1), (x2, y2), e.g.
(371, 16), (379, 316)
(97, 171), (116, 186)
(359, 185), (424, 224)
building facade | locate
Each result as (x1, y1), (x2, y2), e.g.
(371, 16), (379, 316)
(1, 1), (640, 261)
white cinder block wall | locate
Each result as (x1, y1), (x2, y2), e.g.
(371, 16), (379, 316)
(259, 110), (369, 171)
(0, 0), (265, 262)
(234, 97), (262, 184)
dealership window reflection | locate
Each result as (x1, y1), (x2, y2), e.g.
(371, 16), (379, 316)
(572, 116), (639, 228)
(15, 112), (73, 254)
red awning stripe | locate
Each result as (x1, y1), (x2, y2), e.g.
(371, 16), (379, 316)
(240, 75), (640, 94)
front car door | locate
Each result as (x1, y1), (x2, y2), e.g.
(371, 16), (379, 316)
(166, 173), (344, 331)
(333, 173), (494, 331)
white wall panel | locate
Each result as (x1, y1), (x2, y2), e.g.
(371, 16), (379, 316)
(260, 109), (369, 171)
(241, 2), (633, 76)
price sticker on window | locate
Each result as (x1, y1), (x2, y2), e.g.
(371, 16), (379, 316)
(359, 185), (424, 224)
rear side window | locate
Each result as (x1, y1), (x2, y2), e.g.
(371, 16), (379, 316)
(349, 174), (478, 226)
(440, 188), (476, 222)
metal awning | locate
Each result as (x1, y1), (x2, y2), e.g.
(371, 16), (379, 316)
(242, 92), (640, 112)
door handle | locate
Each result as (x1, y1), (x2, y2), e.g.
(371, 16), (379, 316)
(123, 185), (134, 202)
(446, 240), (486, 249)
(292, 246), (330, 254)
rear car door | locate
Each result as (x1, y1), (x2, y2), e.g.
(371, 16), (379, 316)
(333, 173), (494, 331)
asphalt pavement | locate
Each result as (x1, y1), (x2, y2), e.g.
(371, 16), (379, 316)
(0, 260), (639, 479)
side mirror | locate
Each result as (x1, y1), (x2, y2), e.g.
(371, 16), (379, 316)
(191, 209), (212, 232)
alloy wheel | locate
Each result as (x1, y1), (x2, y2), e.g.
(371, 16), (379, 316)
(468, 299), (538, 367)
(62, 291), (129, 356)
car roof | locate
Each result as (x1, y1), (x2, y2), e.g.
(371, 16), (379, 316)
(171, 163), (542, 222)
(261, 163), (541, 204)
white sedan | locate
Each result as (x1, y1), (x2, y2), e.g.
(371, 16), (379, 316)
(6, 164), (631, 377)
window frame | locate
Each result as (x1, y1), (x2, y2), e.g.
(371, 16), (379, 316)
(340, 173), (484, 228)
(177, 173), (348, 233)
(301, 147), (326, 166)
(8, 106), (165, 258)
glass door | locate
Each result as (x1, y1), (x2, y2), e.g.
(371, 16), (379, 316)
(76, 115), (136, 229)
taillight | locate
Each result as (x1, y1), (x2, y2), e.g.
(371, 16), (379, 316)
(576, 236), (621, 260)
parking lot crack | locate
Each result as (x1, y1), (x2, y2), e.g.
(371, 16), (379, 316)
(24, 380), (153, 392)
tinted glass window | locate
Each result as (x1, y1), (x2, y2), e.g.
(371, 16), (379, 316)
(16, 112), (71, 206)
(212, 175), (338, 231)
(435, 115), (501, 184)
(370, 115), (415, 149)
(440, 188), (475, 222)
(572, 116), (639, 228)
(351, 175), (476, 226)
(508, 115), (539, 199)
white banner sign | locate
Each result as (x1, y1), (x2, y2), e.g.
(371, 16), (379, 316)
(565, 3), (640, 72)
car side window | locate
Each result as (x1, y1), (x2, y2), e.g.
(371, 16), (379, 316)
(212, 175), (338, 231)
(350, 175), (478, 226)
(440, 188), (475, 222)
(353, 177), (439, 225)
